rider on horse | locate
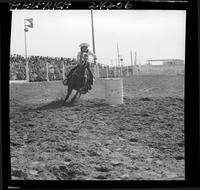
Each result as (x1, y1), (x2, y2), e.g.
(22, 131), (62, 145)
(64, 42), (97, 90)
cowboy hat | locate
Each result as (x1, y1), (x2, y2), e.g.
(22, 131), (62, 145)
(79, 42), (90, 47)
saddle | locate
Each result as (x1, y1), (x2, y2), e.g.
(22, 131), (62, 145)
(63, 65), (92, 93)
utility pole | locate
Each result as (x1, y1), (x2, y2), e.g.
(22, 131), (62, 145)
(130, 50), (133, 76)
(111, 59), (114, 77)
(134, 51), (137, 66)
(117, 43), (121, 76)
(115, 59), (118, 77)
(117, 43), (120, 67)
(91, 9), (99, 78)
(120, 55), (123, 77)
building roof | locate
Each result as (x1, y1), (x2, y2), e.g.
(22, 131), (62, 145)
(147, 59), (184, 62)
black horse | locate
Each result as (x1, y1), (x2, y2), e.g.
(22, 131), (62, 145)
(63, 61), (90, 105)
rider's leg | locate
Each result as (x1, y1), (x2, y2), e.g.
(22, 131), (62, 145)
(87, 67), (93, 85)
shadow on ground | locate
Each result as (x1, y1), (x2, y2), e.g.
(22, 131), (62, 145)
(19, 98), (110, 112)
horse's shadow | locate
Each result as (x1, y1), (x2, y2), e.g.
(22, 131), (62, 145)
(19, 98), (110, 113)
(20, 99), (78, 112)
(39, 100), (76, 109)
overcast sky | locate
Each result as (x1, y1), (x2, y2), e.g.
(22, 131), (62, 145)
(10, 10), (186, 66)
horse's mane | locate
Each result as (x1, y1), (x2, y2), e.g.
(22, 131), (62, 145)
(73, 64), (86, 77)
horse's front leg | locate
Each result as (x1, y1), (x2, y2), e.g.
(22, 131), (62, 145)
(70, 90), (79, 104)
(78, 91), (81, 98)
(63, 87), (72, 105)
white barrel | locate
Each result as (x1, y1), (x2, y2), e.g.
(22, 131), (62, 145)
(104, 78), (123, 105)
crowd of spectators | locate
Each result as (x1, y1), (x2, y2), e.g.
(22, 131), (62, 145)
(10, 54), (78, 81)
(10, 54), (109, 81)
(10, 54), (26, 80)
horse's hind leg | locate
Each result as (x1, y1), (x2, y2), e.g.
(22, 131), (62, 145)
(78, 91), (81, 98)
(70, 90), (79, 104)
(63, 87), (72, 105)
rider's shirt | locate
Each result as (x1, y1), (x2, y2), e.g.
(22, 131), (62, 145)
(76, 51), (96, 65)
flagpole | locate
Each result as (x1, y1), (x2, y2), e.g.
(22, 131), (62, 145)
(117, 43), (119, 67)
(24, 19), (29, 82)
(91, 9), (99, 78)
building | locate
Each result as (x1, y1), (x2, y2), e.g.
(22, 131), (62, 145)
(146, 59), (184, 66)
(163, 59), (184, 66)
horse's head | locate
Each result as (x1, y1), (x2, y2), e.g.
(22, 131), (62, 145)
(80, 52), (88, 65)
(83, 53), (88, 62)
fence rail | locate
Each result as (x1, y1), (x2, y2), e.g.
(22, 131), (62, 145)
(10, 55), (185, 82)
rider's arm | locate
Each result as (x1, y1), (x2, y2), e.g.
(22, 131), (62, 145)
(76, 52), (81, 63)
(88, 51), (97, 59)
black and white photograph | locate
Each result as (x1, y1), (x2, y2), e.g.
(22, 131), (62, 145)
(9, 9), (185, 181)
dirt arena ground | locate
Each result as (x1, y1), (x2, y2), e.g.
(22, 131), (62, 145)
(9, 75), (184, 180)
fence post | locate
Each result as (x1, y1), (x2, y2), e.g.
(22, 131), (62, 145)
(94, 64), (100, 78)
(106, 66), (108, 78)
(62, 62), (65, 80)
(115, 59), (117, 77)
(97, 65), (100, 77)
(46, 62), (49, 82)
